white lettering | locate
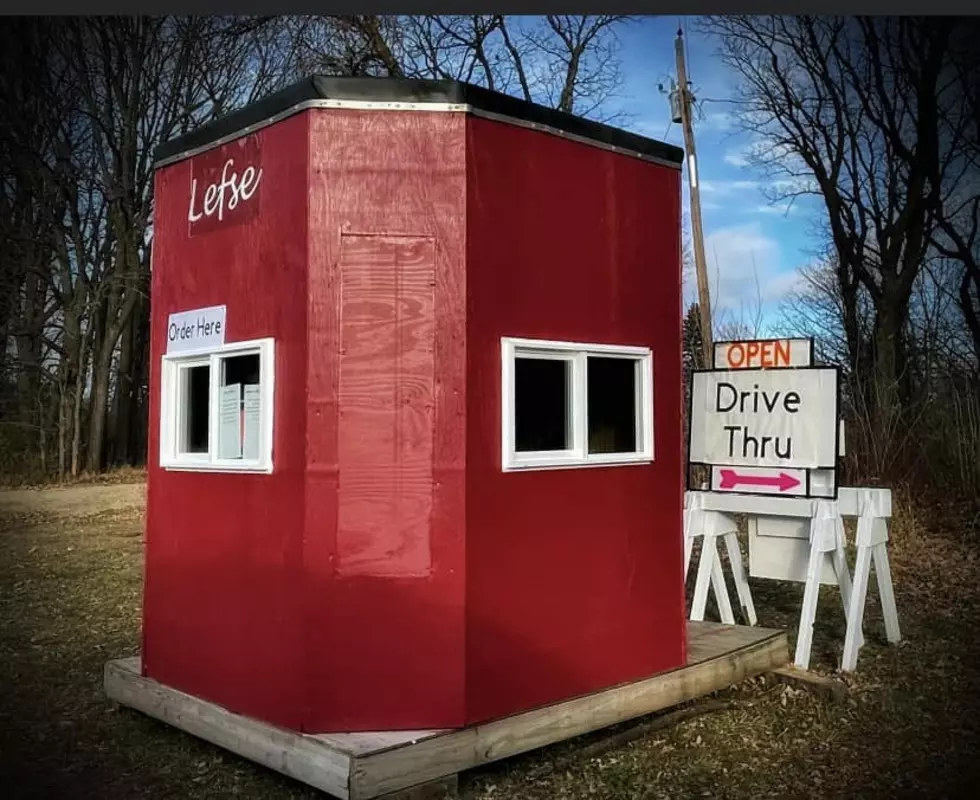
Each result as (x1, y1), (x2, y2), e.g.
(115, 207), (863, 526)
(188, 181), (203, 223)
(187, 157), (263, 225)
(239, 166), (261, 200)
(203, 183), (219, 216)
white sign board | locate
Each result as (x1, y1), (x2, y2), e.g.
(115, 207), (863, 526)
(713, 338), (812, 370)
(689, 367), (839, 470)
(166, 305), (226, 354)
(748, 516), (838, 585)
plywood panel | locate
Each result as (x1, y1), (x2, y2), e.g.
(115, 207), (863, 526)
(302, 108), (467, 733)
(336, 234), (437, 578)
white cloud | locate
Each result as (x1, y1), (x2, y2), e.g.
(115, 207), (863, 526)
(752, 202), (796, 217)
(699, 179), (759, 195)
(700, 110), (734, 131)
(683, 222), (803, 330)
(723, 147), (750, 167)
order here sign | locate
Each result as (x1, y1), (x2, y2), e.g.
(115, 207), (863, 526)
(689, 367), (839, 470)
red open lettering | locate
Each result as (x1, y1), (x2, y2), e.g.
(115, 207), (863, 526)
(774, 340), (790, 367)
(725, 339), (795, 369)
(726, 343), (745, 368)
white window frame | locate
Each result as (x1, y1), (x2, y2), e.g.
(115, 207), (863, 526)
(159, 337), (275, 473)
(501, 336), (654, 472)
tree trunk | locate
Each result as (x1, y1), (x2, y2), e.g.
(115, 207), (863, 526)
(960, 265), (980, 367)
(86, 279), (141, 472)
(838, 260), (863, 374)
(130, 293), (151, 464)
(71, 328), (90, 477)
(58, 369), (69, 479)
(14, 271), (44, 427)
(82, 283), (110, 473)
(86, 340), (113, 473)
(869, 296), (905, 470)
(112, 313), (135, 466)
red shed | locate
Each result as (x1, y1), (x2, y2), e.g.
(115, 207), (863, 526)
(144, 76), (686, 734)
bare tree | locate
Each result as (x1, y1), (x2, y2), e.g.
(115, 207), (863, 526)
(0, 14), (643, 481)
(927, 18), (980, 362)
(294, 15), (636, 123)
(0, 18), (74, 473)
(48, 17), (303, 471)
(700, 15), (960, 452)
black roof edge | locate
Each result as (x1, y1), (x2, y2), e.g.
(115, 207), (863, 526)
(153, 75), (685, 167)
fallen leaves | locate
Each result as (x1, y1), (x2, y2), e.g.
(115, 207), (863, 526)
(1, 485), (979, 798)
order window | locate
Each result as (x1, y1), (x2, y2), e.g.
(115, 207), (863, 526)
(501, 337), (654, 471)
(160, 338), (274, 472)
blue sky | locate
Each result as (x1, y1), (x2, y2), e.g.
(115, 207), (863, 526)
(606, 16), (824, 334)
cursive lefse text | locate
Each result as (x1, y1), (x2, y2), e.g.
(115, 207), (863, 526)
(188, 157), (262, 224)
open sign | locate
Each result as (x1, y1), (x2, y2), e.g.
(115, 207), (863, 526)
(713, 338), (812, 370)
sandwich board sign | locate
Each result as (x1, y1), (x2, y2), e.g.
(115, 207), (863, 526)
(688, 337), (841, 499)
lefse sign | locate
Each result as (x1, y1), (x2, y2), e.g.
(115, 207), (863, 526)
(187, 134), (263, 236)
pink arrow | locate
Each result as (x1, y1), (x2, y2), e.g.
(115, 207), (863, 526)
(719, 468), (801, 492)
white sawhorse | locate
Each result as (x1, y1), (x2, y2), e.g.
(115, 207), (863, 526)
(683, 491), (757, 626)
(840, 490), (902, 671)
(794, 499), (863, 669)
(684, 488), (900, 671)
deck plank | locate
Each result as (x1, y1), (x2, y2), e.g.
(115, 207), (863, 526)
(104, 658), (352, 799)
(349, 623), (788, 798)
(104, 621), (789, 800)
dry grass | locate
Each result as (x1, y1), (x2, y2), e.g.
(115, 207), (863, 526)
(1, 487), (979, 798)
(0, 464), (147, 491)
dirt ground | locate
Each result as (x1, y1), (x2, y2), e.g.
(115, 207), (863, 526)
(1, 481), (979, 798)
(0, 482), (144, 518)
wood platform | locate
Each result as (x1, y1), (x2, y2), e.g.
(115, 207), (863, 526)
(104, 621), (788, 799)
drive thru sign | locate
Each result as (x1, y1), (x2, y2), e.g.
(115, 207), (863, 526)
(688, 338), (840, 498)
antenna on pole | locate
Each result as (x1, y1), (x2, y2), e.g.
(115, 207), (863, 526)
(672, 26), (714, 367)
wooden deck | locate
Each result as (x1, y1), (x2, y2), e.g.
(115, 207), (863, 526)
(104, 621), (788, 799)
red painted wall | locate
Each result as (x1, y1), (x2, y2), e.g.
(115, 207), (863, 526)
(301, 110), (468, 731)
(143, 114), (310, 730)
(463, 116), (686, 724)
(143, 105), (684, 734)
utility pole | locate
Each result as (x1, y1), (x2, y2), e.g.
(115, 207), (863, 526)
(673, 27), (713, 368)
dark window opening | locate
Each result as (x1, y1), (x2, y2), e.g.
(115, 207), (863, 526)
(222, 353), (260, 388)
(514, 357), (570, 452)
(588, 357), (638, 454)
(181, 364), (210, 454)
